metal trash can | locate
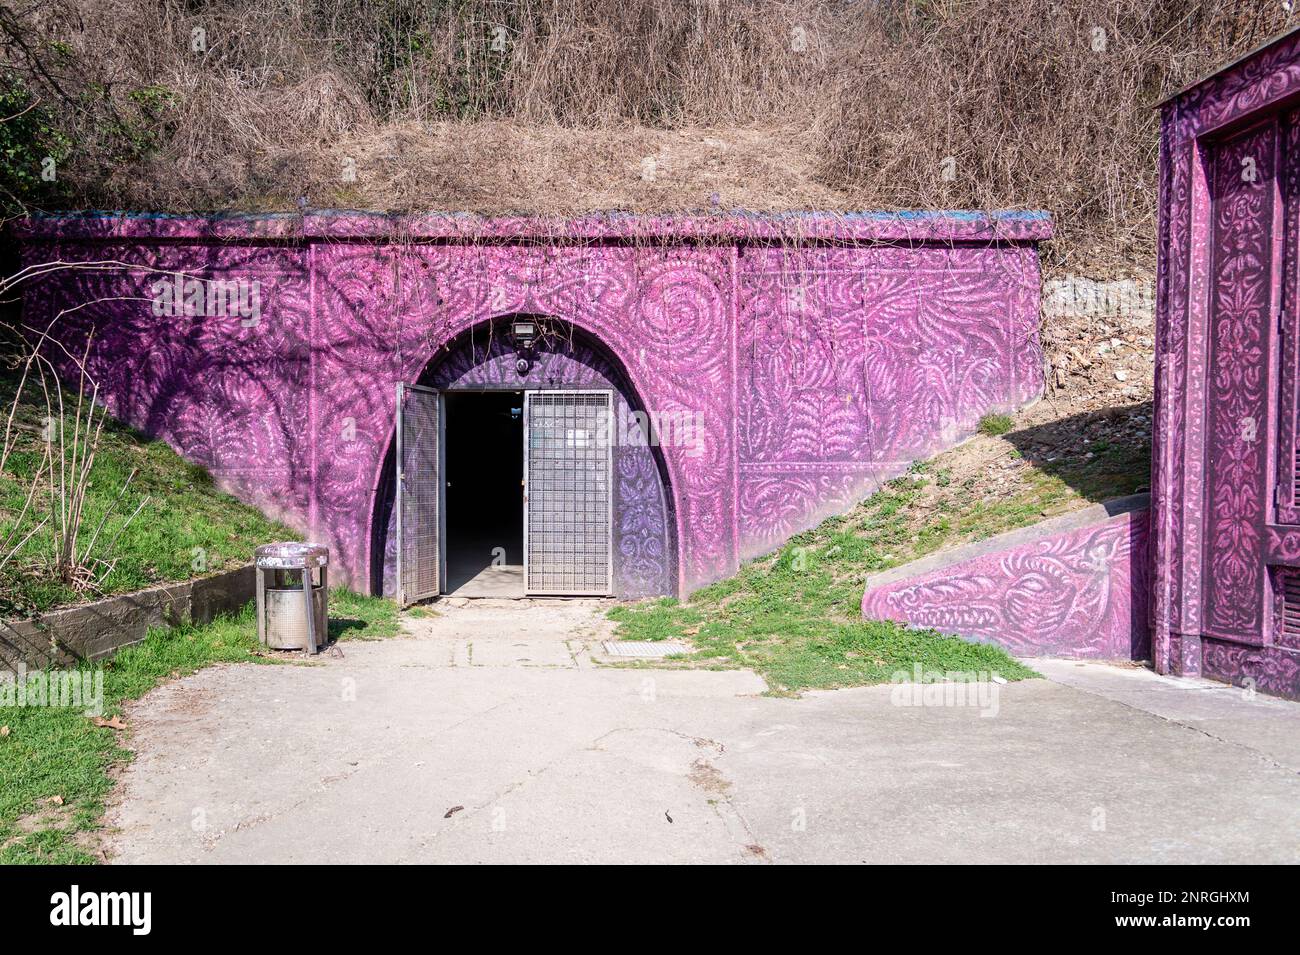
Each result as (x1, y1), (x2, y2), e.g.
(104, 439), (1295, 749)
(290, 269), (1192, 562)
(255, 542), (329, 653)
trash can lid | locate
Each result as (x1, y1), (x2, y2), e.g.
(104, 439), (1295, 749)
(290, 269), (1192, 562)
(255, 541), (329, 569)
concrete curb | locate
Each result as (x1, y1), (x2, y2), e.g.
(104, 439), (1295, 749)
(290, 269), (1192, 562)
(0, 565), (255, 673)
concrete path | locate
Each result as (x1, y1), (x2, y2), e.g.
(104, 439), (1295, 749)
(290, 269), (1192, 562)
(106, 601), (1300, 864)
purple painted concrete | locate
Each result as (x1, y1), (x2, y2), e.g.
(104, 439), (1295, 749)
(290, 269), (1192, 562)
(19, 211), (1048, 596)
(14, 209), (1054, 243)
(861, 497), (1151, 660)
(1155, 27), (1300, 700)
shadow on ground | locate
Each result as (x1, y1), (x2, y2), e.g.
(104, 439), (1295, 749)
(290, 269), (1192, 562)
(328, 617), (369, 641)
(1004, 399), (1152, 503)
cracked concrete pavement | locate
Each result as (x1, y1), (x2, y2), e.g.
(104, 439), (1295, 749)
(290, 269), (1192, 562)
(106, 600), (1300, 864)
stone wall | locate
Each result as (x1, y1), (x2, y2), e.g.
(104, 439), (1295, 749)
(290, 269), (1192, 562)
(0, 566), (254, 672)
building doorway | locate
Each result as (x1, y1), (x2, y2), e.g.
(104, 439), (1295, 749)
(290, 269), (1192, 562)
(443, 390), (525, 597)
(377, 317), (676, 603)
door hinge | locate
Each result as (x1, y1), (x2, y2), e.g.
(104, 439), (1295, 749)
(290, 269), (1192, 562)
(1280, 308), (1288, 334)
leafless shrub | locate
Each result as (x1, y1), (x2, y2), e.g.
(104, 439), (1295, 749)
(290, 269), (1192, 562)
(0, 1), (1295, 272)
(0, 264), (149, 595)
(815, 2), (1293, 273)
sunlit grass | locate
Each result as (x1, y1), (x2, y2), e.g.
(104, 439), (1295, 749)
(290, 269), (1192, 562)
(609, 431), (1149, 695)
(0, 372), (295, 616)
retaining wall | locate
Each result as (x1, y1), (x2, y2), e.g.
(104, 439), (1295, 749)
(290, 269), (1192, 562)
(861, 495), (1151, 659)
(18, 210), (1051, 595)
(0, 565), (254, 672)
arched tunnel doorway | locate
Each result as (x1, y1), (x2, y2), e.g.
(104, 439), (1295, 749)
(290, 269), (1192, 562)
(370, 316), (678, 601)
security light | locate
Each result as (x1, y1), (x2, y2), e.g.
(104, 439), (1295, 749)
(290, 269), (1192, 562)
(511, 320), (537, 348)
(511, 319), (540, 375)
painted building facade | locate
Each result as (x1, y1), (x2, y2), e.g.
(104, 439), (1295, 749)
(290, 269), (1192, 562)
(19, 211), (1049, 598)
(1154, 27), (1300, 700)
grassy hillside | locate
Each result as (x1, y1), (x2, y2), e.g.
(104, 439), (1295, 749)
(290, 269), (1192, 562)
(0, 369), (402, 865)
(608, 406), (1151, 694)
(0, 369), (294, 616)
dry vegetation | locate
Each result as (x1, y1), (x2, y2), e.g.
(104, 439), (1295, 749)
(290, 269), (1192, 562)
(0, 0), (1294, 272)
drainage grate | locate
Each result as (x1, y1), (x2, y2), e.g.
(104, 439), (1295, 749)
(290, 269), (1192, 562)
(601, 640), (691, 658)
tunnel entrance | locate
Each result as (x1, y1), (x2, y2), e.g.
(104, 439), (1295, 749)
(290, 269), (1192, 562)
(375, 317), (677, 602)
(443, 390), (525, 597)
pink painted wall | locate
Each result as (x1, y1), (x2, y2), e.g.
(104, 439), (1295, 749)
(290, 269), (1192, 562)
(18, 211), (1049, 595)
(1155, 29), (1300, 700)
(862, 498), (1150, 659)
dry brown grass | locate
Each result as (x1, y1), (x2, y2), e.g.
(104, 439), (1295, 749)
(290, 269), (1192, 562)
(1, 0), (1296, 271)
(252, 120), (846, 214)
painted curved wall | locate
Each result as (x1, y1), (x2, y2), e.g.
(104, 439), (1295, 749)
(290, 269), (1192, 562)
(18, 211), (1050, 595)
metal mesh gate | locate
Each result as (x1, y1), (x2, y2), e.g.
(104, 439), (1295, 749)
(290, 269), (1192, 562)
(524, 391), (613, 595)
(396, 383), (440, 606)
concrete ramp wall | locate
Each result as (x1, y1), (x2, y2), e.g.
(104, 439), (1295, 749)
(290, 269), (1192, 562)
(861, 494), (1150, 660)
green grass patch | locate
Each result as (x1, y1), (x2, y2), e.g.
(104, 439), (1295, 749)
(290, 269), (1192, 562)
(977, 412), (1014, 436)
(606, 428), (1151, 694)
(0, 589), (399, 864)
(606, 598), (702, 641)
(608, 534), (1035, 695)
(329, 587), (404, 641)
(607, 478), (1040, 695)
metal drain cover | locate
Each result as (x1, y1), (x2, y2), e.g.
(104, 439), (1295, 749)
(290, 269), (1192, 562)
(601, 640), (691, 658)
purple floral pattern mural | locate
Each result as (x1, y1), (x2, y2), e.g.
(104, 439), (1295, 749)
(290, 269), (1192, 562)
(1202, 122), (1274, 639)
(861, 504), (1151, 660)
(1156, 31), (1300, 699)
(19, 211), (1049, 597)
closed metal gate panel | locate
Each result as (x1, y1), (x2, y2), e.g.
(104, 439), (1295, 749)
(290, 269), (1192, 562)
(396, 383), (441, 606)
(524, 390), (613, 595)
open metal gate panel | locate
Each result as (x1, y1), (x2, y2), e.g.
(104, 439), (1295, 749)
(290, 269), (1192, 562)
(396, 383), (442, 607)
(523, 390), (614, 596)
